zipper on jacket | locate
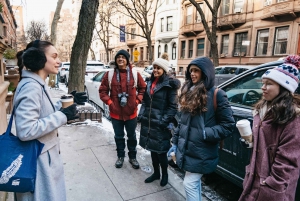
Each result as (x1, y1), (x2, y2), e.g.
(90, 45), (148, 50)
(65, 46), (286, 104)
(145, 96), (153, 149)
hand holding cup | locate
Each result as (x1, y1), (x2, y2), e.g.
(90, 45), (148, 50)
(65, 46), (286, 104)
(236, 119), (253, 148)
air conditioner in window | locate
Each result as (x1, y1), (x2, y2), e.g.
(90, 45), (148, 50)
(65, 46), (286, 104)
(234, 8), (242, 13)
(234, 52), (240, 56)
(220, 53), (226, 58)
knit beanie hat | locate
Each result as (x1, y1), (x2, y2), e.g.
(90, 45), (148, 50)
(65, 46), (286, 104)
(115, 49), (130, 68)
(152, 58), (169, 72)
(262, 55), (300, 93)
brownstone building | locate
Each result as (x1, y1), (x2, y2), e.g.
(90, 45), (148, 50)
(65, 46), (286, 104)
(178, 0), (300, 73)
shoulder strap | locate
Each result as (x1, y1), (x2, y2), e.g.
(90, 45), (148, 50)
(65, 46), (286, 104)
(213, 87), (219, 112)
(108, 70), (114, 90)
(213, 87), (224, 150)
(132, 69), (138, 88)
(108, 69), (137, 89)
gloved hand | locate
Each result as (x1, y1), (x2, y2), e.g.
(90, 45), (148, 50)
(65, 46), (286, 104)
(70, 90), (87, 105)
(60, 104), (79, 121)
(239, 138), (253, 148)
(167, 145), (177, 157)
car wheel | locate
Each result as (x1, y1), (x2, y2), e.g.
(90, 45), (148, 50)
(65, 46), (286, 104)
(84, 86), (89, 100)
(103, 104), (111, 120)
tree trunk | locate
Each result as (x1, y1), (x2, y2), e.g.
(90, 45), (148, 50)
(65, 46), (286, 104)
(51, 0), (64, 46)
(68, 0), (99, 93)
(146, 34), (153, 64)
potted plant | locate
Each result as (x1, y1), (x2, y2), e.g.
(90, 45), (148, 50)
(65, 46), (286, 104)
(3, 48), (17, 66)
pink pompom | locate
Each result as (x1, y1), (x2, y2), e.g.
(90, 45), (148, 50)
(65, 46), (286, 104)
(284, 55), (300, 69)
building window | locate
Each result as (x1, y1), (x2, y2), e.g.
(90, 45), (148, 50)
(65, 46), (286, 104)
(164, 44), (168, 53)
(158, 45), (161, 58)
(221, 0), (230, 16)
(167, 16), (173, 31)
(161, 18), (164, 32)
(264, 0), (272, 6)
(277, 0), (287, 2)
(196, 3), (204, 23)
(233, 32), (248, 56)
(188, 40), (193, 58)
(172, 43), (176, 60)
(131, 28), (136, 39)
(256, 29), (269, 56)
(197, 38), (205, 56)
(3, 26), (7, 38)
(181, 41), (186, 58)
(274, 26), (288, 55)
(186, 6), (193, 24)
(234, 0), (244, 13)
(221, 35), (229, 55)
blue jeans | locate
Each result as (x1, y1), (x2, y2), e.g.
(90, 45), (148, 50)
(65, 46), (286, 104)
(183, 171), (203, 201)
(111, 118), (137, 159)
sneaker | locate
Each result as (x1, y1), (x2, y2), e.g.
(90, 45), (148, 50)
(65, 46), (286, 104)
(129, 158), (140, 169)
(115, 157), (124, 168)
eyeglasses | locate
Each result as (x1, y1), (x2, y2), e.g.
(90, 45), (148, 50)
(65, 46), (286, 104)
(117, 55), (127, 59)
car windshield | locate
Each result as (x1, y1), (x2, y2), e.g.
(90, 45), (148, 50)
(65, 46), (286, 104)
(222, 68), (269, 108)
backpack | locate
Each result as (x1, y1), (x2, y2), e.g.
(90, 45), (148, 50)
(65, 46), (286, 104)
(108, 69), (138, 89)
(213, 87), (224, 150)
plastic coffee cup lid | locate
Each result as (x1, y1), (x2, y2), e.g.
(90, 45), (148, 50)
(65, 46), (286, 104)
(61, 94), (73, 99)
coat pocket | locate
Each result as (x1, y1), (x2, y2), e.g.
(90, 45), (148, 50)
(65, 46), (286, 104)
(257, 183), (286, 201)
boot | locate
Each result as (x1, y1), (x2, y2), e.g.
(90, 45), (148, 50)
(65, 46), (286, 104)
(160, 174), (168, 187)
(145, 173), (160, 183)
(115, 157), (124, 168)
(129, 158), (140, 169)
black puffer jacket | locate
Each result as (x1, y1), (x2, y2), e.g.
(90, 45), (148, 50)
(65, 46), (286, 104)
(172, 57), (235, 174)
(139, 75), (181, 153)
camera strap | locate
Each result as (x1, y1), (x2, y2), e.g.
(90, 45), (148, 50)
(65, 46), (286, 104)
(116, 66), (131, 94)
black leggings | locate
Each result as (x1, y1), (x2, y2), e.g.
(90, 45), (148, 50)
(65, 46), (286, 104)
(151, 151), (168, 175)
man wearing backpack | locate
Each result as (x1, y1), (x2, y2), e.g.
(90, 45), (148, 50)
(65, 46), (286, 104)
(99, 49), (146, 169)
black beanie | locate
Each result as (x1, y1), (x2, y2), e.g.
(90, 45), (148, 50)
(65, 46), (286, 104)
(115, 49), (130, 68)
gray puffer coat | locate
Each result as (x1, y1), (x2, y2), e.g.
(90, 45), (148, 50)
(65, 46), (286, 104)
(139, 75), (180, 153)
(172, 57), (235, 174)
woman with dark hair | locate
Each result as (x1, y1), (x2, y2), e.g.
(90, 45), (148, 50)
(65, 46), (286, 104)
(239, 55), (300, 201)
(138, 58), (181, 186)
(167, 57), (235, 201)
(13, 40), (85, 201)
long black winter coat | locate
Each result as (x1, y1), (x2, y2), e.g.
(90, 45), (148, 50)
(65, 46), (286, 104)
(172, 57), (235, 174)
(139, 75), (181, 153)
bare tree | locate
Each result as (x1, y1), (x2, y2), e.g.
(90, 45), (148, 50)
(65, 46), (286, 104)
(189, 0), (221, 66)
(25, 20), (49, 42)
(95, 0), (116, 64)
(50, 0), (64, 46)
(68, 0), (99, 93)
(114, 0), (160, 64)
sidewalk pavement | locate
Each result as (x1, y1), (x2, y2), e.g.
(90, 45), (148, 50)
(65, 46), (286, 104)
(2, 86), (209, 201)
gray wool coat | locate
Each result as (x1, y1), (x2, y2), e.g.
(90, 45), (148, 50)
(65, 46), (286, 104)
(13, 70), (67, 201)
(239, 111), (300, 201)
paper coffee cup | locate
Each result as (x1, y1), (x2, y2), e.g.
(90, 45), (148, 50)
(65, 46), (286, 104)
(236, 119), (252, 143)
(61, 94), (74, 108)
(170, 152), (176, 164)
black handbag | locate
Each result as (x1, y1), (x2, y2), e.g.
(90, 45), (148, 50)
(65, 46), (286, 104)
(0, 108), (44, 192)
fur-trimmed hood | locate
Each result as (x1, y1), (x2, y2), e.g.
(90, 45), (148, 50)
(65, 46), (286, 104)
(169, 77), (181, 90)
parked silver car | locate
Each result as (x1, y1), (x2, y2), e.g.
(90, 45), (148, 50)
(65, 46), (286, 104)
(214, 65), (256, 86)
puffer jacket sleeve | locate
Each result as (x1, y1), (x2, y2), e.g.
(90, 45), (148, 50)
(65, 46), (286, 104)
(99, 71), (111, 105)
(54, 100), (62, 111)
(14, 82), (67, 141)
(171, 111), (181, 145)
(204, 89), (235, 142)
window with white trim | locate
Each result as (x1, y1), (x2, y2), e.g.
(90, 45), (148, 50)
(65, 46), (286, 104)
(158, 45), (161, 58)
(172, 43), (176, 60)
(233, 32), (248, 56)
(131, 28), (136, 39)
(188, 40), (193, 58)
(181, 41), (186, 58)
(167, 16), (173, 31)
(186, 6), (193, 24)
(274, 26), (288, 55)
(196, 3), (204, 23)
(234, 0), (244, 13)
(264, 0), (272, 6)
(220, 0), (230, 16)
(256, 29), (269, 56)
(161, 18), (164, 32)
